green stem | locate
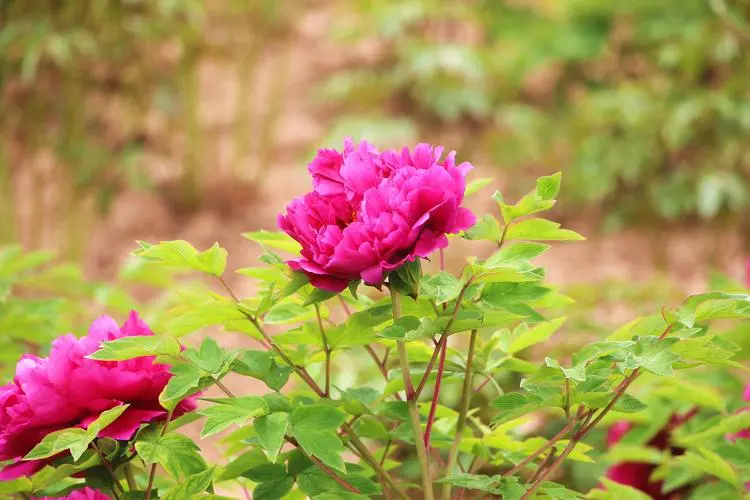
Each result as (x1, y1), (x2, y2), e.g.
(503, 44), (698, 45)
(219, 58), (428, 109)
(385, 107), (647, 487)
(441, 329), (478, 500)
(124, 463), (138, 491)
(344, 425), (409, 500)
(315, 304), (331, 397)
(392, 288), (434, 500)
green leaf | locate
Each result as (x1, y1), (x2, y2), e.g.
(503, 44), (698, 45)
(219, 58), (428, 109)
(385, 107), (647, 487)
(243, 230), (302, 254)
(291, 405), (348, 472)
(161, 466), (215, 500)
(388, 259), (422, 299)
(536, 172), (562, 200)
(24, 405), (129, 461)
(296, 463), (379, 498)
(377, 316), (421, 340)
(23, 428), (89, 461)
(675, 448), (740, 489)
(0, 476), (31, 494)
(160, 363), (207, 410)
(421, 272), (463, 305)
(622, 336), (679, 376)
(256, 413), (289, 463)
(88, 334), (181, 361)
(651, 378), (726, 412)
(253, 476), (295, 500)
(197, 396), (269, 437)
(232, 350), (292, 391)
(303, 288), (338, 306)
(435, 474), (525, 498)
(464, 214), (502, 241)
(291, 405), (348, 430)
(505, 218), (585, 242)
(265, 302), (316, 324)
(539, 481), (583, 499)
(135, 432), (207, 480)
(465, 177), (494, 196)
(485, 242), (550, 268)
(675, 412), (750, 446)
(184, 337), (236, 376)
(481, 282), (551, 307)
(475, 267), (540, 283)
(292, 428), (348, 473)
(508, 317), (567, 354)
(166, 297), (247, 337)
(545, 357), (586, 382)
(491, 392), (550, 424)
(134, 240), (227, 277)
(586, 478), (652, 499)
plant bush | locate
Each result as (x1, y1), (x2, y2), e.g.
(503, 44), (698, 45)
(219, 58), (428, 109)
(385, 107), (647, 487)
(0, 140), (749, 499)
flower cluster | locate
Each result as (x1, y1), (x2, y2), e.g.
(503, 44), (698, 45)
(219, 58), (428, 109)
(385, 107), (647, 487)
(279, 139), (476, 291)
(0, 311), (195, 479)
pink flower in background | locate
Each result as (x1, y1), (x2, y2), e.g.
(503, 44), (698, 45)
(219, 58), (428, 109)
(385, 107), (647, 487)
(728, 384), (750, 442)
(279, 139), (476, 291)
(0, 311), (196, 479)
(604, 411), (695, 499)
(35, 487), (110, 499)
(745, 258), (750, 288)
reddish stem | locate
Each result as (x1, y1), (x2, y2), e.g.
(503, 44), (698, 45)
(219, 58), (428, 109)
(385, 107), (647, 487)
(423, 336), (448, 451)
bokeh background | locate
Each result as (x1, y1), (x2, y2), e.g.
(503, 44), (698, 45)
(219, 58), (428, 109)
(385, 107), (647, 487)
(2, 1), (750, 494)
(3, 0), (750, 272)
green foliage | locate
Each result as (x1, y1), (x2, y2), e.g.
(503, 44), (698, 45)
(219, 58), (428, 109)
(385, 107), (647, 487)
(2, 173), (749, 499)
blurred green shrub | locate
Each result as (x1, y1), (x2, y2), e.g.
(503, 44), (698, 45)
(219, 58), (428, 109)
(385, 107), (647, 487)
(327, 0), (750, 227)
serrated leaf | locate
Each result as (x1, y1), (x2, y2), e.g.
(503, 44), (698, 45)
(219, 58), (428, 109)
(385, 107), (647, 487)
(243, 230), (302, 254)
(134, 240), (227, 277)
(435, 474), (525, 498)
(508, 317), (567, 354)
(485, 242), (550, 268)
(675, 448), (740, 488)
(265, 302), (316, 324)
(88, 334), (181, 361)
(291, 405), (348, 431)
(536, 172), (562, 200)
(135, 432), (207, 480)
(197, 397), (269, 437)
(160, 363), (206, 410)
(464, 214), (502, 241)
(587, 478), (652, 499)
(465, 177), (494, 195)
(505, 218), (585, 242)
(24, 405), (129, 461)
(256, 413), (289, 463)
(421, 272), (463, 305)
(161, 466), (215, 500)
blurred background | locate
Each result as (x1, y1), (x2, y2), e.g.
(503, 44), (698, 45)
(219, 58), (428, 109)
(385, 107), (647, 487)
(2, 0), (750, 277)
(2, 1), (750, 493)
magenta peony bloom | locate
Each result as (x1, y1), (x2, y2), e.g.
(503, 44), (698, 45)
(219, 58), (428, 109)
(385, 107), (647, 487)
(728, 384), (750, 442)
(604, 411), (696, 499)
(35, 487), (110, 499)
(0, 311), (196, 479)
(279, 139), (476, 291)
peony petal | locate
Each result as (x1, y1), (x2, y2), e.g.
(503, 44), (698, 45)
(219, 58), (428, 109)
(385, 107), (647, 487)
(0, 459), (44, 480)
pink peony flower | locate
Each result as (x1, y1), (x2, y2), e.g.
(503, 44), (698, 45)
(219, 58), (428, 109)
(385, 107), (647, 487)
(35, 487), (110, 499)
(728, 384), (750, 442)
(279, 139), (476, 291)
(604, 411), (696, 499)
(0, 311), (196, 479)
(745, 259), (750, 288)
